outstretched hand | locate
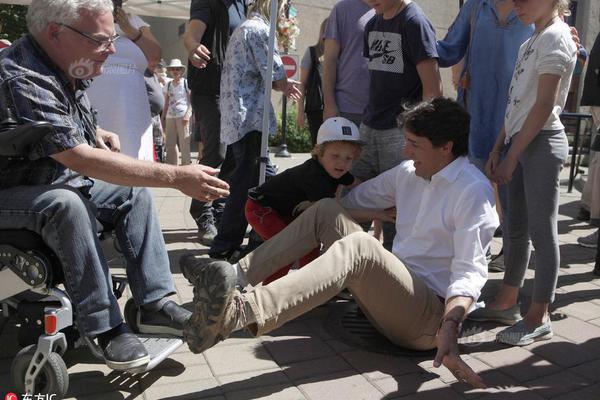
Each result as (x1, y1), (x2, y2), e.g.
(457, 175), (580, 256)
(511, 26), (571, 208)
(176, 164), (230, 201)
(434, 323), (487, 389)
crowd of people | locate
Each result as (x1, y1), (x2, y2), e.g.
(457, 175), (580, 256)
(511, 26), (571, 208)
(0, 0), (598, 389)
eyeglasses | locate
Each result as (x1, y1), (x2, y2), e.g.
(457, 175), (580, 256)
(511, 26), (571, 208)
(59, 24), (119, 51)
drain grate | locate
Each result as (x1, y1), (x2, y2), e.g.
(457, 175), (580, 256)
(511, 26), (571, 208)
(326, 301), (436, 357)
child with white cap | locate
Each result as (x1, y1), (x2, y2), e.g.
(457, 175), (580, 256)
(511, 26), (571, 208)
(245, 117), (390, 284)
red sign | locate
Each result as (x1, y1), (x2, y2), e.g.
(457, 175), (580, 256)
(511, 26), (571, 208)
(281, 55), (298, 80)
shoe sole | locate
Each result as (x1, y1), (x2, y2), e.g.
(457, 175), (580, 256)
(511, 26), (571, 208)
(468, 315), (521, 325)
(105, 354), (150, 371)
(137, 321), (184, 337)
(184, 261), (236, 353)
(577, 242), (598, 249)
(199, 236), (215, 246)
(498, 331), (553, 346)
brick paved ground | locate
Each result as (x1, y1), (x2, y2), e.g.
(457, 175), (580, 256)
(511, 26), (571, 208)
(1, 154), (599, 400)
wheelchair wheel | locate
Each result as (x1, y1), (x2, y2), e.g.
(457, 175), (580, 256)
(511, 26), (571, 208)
(10, 344), (69, 399)
(124, 298), (140, 333)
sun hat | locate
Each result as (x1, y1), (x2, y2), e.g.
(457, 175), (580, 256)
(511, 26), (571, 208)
(166, 58), (186, 70)
(316, 117), (363, 145)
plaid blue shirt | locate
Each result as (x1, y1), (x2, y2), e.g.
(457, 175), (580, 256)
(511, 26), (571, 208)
(0, 35), (97, 189)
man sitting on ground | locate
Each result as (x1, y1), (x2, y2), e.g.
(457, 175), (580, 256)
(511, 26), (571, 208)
(182, 97), (498, 388)
(0, 0), (229, 370)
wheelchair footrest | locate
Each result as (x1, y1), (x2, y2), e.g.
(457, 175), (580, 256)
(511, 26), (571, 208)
(126, 335), (184, 374)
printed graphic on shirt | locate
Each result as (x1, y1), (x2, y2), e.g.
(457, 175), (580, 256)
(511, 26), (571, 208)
(367, 31), (404, 74)
(506, 38), (538, 119)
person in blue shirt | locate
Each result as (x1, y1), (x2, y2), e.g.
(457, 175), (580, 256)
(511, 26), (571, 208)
(436, 0), (531, 273)
(437, 0), (533, 169)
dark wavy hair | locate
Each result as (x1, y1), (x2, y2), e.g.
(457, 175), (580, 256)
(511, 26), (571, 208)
(398, 98), (470, 158)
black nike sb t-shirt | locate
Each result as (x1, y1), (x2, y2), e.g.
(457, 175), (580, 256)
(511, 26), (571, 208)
(362, 2), (438, 130)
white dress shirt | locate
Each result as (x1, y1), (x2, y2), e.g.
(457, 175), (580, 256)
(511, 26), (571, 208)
(341, 157), (499, 301)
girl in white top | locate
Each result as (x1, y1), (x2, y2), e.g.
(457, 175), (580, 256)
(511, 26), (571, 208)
(163, 59), (192, 165)
(474, 0), (577, 346)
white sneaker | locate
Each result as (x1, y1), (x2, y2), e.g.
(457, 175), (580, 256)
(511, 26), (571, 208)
(577, 230), (598, 249)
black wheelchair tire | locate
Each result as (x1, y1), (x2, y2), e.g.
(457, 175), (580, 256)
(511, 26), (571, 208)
(10, 344), (69, 399)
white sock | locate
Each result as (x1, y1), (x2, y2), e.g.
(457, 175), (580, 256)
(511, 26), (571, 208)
(231, 263), (248, 287)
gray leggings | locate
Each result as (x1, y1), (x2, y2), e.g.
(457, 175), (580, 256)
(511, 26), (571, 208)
(503, 129), (568, 303)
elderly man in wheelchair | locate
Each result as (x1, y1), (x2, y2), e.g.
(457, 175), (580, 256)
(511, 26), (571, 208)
(0, 0), (229, 381)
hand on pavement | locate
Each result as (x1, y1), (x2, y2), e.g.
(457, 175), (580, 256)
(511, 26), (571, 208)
(434, 323), (486, 389)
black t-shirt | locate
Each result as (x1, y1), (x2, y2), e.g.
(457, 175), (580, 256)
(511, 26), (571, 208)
(249, 158), (355, 218)
(362, 2), (438, 129)
(188, 0), (246, 95)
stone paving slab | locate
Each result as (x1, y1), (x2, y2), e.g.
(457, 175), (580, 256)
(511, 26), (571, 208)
(1, 154), (600, 399)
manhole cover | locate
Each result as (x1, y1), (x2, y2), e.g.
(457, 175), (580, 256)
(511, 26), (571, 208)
(327, 301), (436, 357)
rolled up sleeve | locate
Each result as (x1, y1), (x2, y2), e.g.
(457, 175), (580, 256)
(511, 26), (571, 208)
(536, 35), (577, 76)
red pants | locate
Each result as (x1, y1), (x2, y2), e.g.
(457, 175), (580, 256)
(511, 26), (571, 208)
(245, 198), (320, 284)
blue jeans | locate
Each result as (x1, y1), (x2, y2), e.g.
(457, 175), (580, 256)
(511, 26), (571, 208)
(210, 131), (275, 255)
(0, 181), (176, 336)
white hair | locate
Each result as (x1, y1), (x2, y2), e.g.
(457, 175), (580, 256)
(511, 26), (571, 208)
(27, 0), (113, 36)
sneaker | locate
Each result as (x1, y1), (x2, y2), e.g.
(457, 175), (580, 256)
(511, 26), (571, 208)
(184, 259), (245, 353)
(494, 226), (503, 238)
(138, 300), (192, 336)
(576, 207), (591, 222)
(577, 230), (598, 249)
(180, 253), (204, 283)
(467, 304), (522, 325)
(196, 216), (218, 246)
(97, 323), (150, 370)
(488, 250), (505, 272)
(496, 320), (553, 346)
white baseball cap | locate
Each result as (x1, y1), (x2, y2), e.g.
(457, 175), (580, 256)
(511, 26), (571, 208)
(317, 117), (363, 145)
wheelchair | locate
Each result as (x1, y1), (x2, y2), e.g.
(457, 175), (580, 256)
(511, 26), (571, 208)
(0, 120), (184, 399)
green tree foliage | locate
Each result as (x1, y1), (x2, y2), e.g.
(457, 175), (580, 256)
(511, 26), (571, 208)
(270, 103), (313, 153)
(0, 5), (28, 42)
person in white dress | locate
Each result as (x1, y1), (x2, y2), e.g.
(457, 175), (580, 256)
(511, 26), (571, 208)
(87, 4), (161, 160)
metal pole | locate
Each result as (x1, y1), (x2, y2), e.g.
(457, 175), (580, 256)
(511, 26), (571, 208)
(275, 91), (291, 157)
(259, 0), (280, 184)
(276, 1), (291, 158)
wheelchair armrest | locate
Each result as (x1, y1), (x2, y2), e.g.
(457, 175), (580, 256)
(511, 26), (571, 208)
(0, 121), (53, 157)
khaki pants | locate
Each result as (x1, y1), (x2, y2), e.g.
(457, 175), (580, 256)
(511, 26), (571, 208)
(239, 198), (444, 350)
(165, 117), (191, 165)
